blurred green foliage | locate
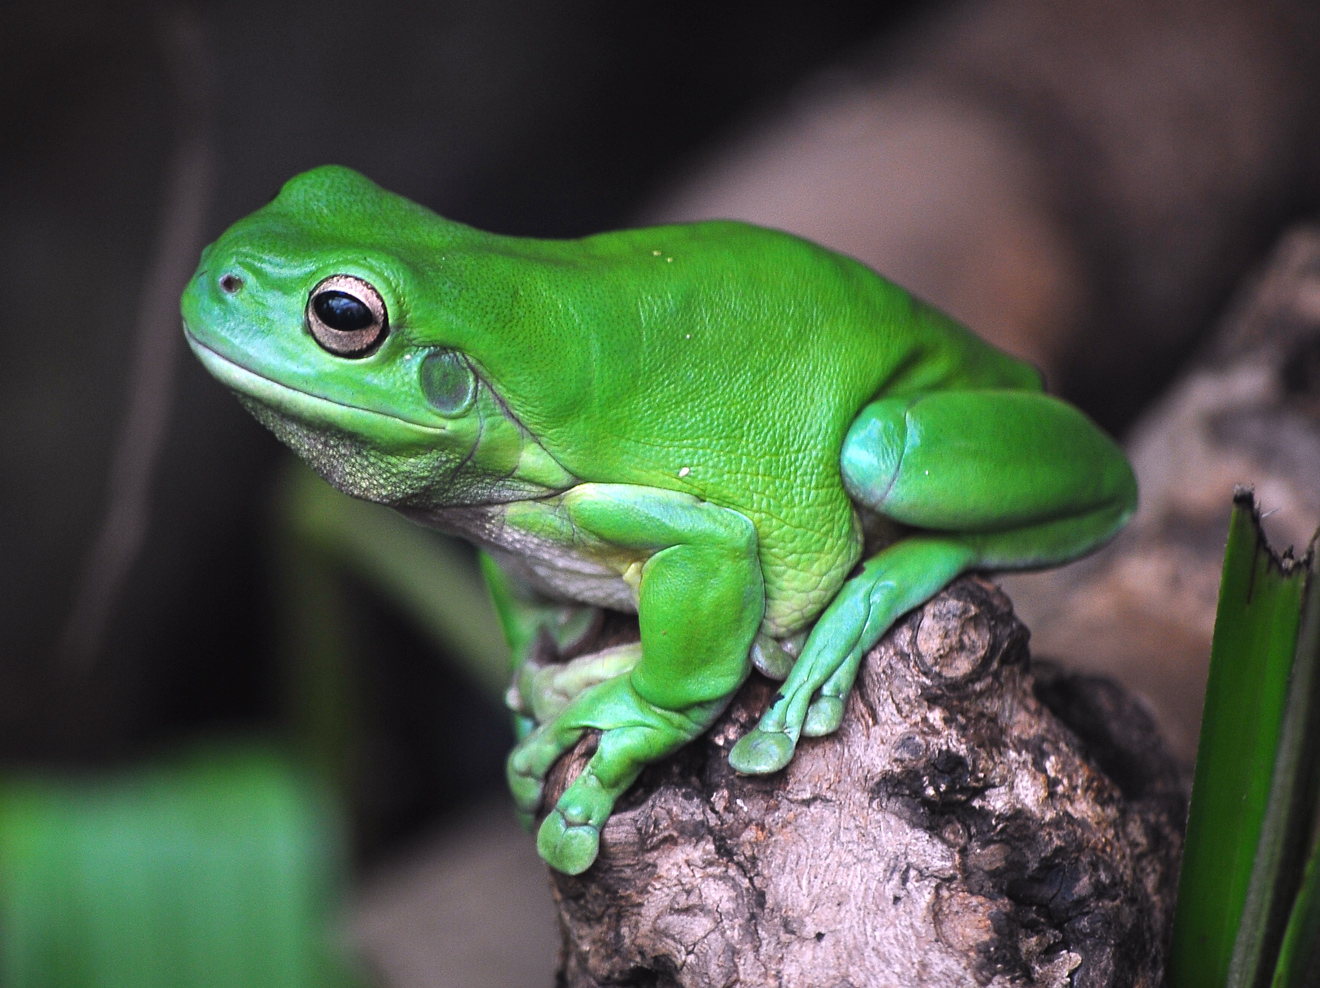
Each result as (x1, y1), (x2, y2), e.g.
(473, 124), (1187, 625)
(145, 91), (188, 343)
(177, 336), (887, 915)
(276, 460), (509, 705)
(273, 459), (513, 819)
(0, 462), (514, 987)
(0, 745), (362, 988)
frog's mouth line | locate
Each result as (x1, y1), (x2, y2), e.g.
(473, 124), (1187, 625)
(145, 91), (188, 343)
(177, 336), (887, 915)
(183, 327), (448, 437)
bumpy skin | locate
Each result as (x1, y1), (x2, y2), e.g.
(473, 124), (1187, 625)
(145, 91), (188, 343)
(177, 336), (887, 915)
(181, 166), (1136, 874)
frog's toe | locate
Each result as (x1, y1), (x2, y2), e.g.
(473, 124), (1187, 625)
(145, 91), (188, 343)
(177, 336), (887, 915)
(506, 759), (544, 814)
(728, 727), (796, 774)
(511, 713), (537, 743)
(536, 810), (600, 875)
(802, 695), (844, 737)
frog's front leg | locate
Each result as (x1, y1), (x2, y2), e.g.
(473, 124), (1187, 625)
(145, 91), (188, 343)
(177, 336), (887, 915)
(506, 483), (764, 874)
(730, 389), (1137, 774)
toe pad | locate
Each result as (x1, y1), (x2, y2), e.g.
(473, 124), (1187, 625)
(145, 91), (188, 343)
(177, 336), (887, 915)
(728, 728), (796, 774)
(537, 810), (601, 875)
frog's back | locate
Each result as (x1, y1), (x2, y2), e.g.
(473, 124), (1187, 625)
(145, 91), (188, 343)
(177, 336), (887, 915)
(442, 220), (1040, 633)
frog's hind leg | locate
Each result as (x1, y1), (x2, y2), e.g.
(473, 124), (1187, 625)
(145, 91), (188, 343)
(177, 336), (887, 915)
(507, 675), (729, 874)
(729, 390), (1136, 775)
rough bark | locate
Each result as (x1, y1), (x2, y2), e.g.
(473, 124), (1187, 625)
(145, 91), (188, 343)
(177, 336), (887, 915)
(543, 577), (1184, 988)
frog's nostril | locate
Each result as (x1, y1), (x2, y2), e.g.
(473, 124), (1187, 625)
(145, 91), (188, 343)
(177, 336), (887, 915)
(219, 273), (244, 293)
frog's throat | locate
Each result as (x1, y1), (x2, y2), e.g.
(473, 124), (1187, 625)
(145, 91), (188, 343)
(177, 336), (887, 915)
(186, 329), (555, 508)
(184, 329), (449, 448)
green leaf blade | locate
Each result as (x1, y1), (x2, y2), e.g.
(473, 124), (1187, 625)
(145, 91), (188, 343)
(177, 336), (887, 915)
(1169, 491), (1310, 988)
(1267, 555), (1320, 988)
(1233, 532), (1320, 988)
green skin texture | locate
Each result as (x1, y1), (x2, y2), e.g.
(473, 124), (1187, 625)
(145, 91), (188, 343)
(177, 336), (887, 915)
(181, 166), (1137, 875)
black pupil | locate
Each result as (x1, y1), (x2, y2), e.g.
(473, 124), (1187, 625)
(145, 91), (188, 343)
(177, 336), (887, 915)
(313, 291), (374, 331)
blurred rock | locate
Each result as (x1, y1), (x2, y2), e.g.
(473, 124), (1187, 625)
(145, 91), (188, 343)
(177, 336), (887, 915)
(647, 0), (1320, 434)
(351, 802), (560, 988)
(1003, 226), (1320, 760)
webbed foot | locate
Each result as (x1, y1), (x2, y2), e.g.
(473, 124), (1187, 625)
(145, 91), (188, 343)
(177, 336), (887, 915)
(505, 675), (732, 872)
(731, 538), (982, 776)
(728, 688), (844, 774)
(536, 768), (620, 873)
(506, 746), (546, 816)
(512, 712), (537, 743)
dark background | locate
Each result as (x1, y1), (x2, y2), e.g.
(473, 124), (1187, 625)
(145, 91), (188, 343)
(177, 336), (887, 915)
(1, 0), (935, 860)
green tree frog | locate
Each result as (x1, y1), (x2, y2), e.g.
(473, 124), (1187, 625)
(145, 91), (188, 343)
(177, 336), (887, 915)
(182, 166), (1136, 874)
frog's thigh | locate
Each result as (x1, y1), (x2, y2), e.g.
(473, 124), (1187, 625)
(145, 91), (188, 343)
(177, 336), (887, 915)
(729, 391), (1137, 775)
(839, 390), (1136, 557)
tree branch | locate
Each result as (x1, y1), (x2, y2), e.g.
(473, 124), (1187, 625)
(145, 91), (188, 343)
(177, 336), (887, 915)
(543, 577), (1184, 988)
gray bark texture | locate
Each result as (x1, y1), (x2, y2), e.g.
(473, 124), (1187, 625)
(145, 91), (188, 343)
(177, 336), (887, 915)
(542, 577), (1185, 988)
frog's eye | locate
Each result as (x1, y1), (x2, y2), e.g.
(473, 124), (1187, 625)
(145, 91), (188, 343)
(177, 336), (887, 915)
(306, 275), (388, 357)
(420, 349), (477, 416)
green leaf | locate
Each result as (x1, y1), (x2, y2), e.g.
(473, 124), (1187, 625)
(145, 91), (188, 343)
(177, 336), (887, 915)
(1268, 563), (1320, 988)
(1169, 490), (1314, 988)
(1235, 528), (1320, 988)
(1271, 815), (1320, 987)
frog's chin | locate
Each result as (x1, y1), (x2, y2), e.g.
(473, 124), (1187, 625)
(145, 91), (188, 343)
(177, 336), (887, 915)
(184, 329), (447, 451)
(185, 329), (480, 505)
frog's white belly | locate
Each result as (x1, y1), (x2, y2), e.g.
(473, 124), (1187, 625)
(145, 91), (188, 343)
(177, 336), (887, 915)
(404, 502), (639, 612)
(485, 546), (638, 612)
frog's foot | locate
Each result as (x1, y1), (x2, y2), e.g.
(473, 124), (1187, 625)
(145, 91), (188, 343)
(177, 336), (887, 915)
(506, 653), (648, 817)
(727, 670), (855, 774)
(509, 718), (541, 827)
(729, 601), (870, 775)
(800, 638), (871, 736)
(506, 687), (628, 821)
(728, 650), (862, 774)
(732, 537), (979, 776)
(511, 712), (537, 744)
(507, 720), (578, 820)
(509, 674), (728, 873)
(537, 811), (598, 875)
(802, 695), (846, 737)
(525, 642), (642, 725)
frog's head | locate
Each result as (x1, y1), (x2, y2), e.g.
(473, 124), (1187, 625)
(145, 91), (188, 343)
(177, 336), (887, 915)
(182, 165), (532, 507)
